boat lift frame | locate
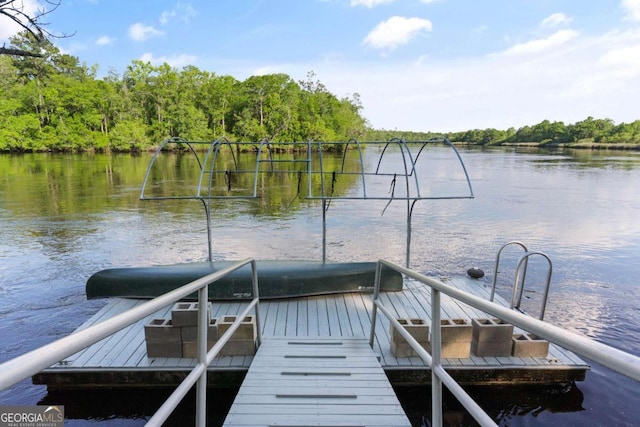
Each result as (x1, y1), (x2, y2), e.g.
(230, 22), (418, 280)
(140, 137), (475, 268)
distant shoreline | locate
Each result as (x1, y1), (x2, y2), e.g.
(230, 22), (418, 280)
(487, 142), (640, 150)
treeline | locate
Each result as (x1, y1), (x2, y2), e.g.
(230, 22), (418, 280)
(366, 117), (640, 147)
(3, 33), (640, 153)
(0, 33), (366, 152)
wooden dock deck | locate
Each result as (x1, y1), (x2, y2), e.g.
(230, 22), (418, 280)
(222, 336), (411, 427)
(33, 276), (589, 389)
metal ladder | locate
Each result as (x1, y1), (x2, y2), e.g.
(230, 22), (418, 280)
(490, 241), (553, 320)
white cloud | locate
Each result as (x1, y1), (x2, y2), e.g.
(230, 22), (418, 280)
(363, 16), (433, 50)
(598, 29), (640, 78)
(500, 29), (579, 56)
(159, 10), (176, 25)
(266, 25), (639, 133)
(128, 23), (164, 42)
(541, 12), (573, 28)
(159, 3), (198, 24)
(96, 36), (115, 46)
(0, 0), (40, 40)
(622, 0), (640, 21)
(139, 52), (198, 67)
(351, 0), (396, 7)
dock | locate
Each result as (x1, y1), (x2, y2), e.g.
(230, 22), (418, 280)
(222, 336), (411, 426)
(33, 276), (589, 389)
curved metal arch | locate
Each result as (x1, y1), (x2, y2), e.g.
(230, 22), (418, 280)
(253, 139), (273, 197)
(339, 138), (368, 198)
(140, 137), (200, 200)
(197, 136), (238, 198)
(442, 138), (475, 199)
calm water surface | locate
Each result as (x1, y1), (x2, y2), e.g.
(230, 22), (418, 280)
(1, 147), (639, 426)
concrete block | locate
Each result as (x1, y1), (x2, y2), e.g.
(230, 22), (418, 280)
(423, 340), (472, 359)
(390, 318), (429, 344)
(472, 318), (514, 343)
(440, 319), (473, 342)
(218, 315), (256, 340)
(171, 302), (212, 326)
(471, 339), (512, 357)
(146, 340), (182, 358)
(144, 318), (181, 342)
(219, 339), (256, 356)
(441, 340), (472, 358)
(512, 333), (549, 357)
(180, 318), (218, 342)
(181, 341), (217, 359)
(390, 339), (428, 358)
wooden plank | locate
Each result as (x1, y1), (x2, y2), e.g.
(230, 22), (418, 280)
(296, 299), (308, 336)
(223, 413), (412, 426)
(223, 337), (411, 427)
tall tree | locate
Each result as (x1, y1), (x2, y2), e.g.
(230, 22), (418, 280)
(0, 0), (71, 57)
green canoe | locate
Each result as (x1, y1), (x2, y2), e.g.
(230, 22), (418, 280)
(86, 260), (403, 300)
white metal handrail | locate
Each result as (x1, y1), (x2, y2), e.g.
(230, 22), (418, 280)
(370, 259), (640, 427)
(0, 258), (261, 427)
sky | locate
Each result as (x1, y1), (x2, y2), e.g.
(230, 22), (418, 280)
(2, 0), (640, 132)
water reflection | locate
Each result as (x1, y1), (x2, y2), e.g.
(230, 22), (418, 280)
(396, 383), (585, 427)
(1, 147), (640, 426)
(39, 388), (236, 426)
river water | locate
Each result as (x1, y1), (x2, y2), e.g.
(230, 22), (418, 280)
(1, 146), (639, 426)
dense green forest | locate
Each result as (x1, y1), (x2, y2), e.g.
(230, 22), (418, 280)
(366, 117), (640, 148)
(2, 32), (640, 152)
(0, 33), (366, 152)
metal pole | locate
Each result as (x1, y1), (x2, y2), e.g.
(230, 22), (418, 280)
(202, 199), (213, 262)
(322, 198), (327, 263)
(369, 262), (382, 348)
(196, 276), (209, 427)
(251, 260), (262, 347)
(431, 288), (442, 427)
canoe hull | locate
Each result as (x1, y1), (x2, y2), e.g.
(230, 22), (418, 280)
(86, 260), (403, 300)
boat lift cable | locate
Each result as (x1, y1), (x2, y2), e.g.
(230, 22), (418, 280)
(381, 173), (397, 216)
(325, 170), (337, 212)
(286, 170), (303, 209)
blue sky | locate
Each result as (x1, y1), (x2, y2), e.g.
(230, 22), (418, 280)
(2, 0), (640, 132)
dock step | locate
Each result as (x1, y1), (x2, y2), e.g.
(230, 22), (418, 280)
(222, 337), (411, 427)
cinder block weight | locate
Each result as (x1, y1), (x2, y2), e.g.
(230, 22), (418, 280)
(440, 340), (472, 359)
(219, 339), (257, 356)
(144, 318), (181, 342)
(440, 318), (473, 342)
(182, 341), (218, 359)
(511, 333), (549, 357)
(218, 315), (256, 340)
(171, 302), (212, 326)
(471, 340), (512, 357)
(145, 341), (182, 358)
(180, 318), (219, 342)
(390, 318), (429, 344)
(390, 340), (429, 358)
(471, 318), (514, 356)
(471, 318), (514, 343)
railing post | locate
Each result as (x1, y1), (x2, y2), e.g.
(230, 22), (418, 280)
(369, 262), (383, 348)
(431, 288), (442, 427)
(251, 260), (262, 347)
(196, 279), (208, 427)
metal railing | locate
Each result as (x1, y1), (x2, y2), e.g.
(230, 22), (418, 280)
(370, 259), (640, 427)
(0, 258), (262, 427)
